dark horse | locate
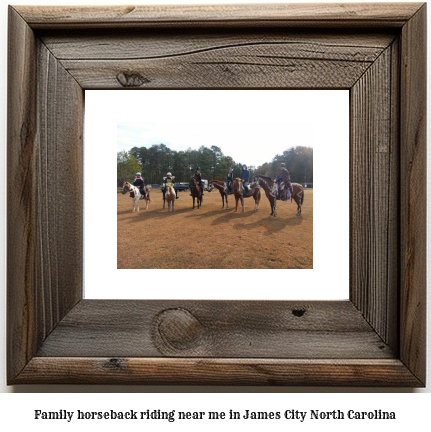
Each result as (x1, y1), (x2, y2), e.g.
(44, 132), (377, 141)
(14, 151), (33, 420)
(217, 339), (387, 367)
(208, 180), (229, 209)
(251, 174), (304, 217)
(232, 178), (261, 212)
(189, 176), (203, 209)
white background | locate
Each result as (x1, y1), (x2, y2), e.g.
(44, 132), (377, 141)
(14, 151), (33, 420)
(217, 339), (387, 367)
(85, 89), (349, 300)
(0, 0), (430, 425)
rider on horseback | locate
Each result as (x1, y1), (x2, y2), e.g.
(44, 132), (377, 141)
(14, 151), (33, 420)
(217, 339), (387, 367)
(240, 164), (250, 196)
(275, 163), (293, 200)
(133, 172), (146, 198)
(163, 172), (179, 199)
(226, 167), (233, 194)
(191, 166), (204, 196)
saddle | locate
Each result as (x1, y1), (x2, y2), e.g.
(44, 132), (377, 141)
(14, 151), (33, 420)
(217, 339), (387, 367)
(278, 185), (292, 201)
(139, 187), (147, 199)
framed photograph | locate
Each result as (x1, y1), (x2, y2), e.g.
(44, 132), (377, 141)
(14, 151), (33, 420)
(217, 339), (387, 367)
(7, 3), (426, 386)
(87, 88), (349, 301)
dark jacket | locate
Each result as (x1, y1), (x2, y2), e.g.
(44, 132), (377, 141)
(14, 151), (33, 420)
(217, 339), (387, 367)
(133, 178), (144, 188)
(240, 169), (250, 183)
(194, 171), (203, 185)
(276, 168), (291, 185)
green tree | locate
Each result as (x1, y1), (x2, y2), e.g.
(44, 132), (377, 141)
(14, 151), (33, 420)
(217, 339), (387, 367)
(209, 145), (224, 180)
(117, 151), (142, 186)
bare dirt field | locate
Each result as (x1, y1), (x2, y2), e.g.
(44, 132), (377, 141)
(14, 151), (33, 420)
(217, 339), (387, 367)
(118, 188), (313, 269)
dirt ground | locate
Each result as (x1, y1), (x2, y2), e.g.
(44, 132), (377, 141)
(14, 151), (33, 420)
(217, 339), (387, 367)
(118, 188), (313, 269)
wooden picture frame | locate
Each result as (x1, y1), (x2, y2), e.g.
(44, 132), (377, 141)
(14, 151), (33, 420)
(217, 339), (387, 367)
(7, 3), (426, 386)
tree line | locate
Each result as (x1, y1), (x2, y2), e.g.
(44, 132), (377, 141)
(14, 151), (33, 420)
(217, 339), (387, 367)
(117, 144), (313, 186)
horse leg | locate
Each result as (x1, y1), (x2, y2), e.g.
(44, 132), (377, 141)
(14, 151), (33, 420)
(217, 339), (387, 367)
(172, 200), (175, 212)
(226, 194), (229, 209)
(235, 196), (239, 212)
(221, 194), (224, 209)
(270, 198), (276, 217)
(296, 197), (302, 216)
(254, 194), (259, 211)
(136, 198), (139, 213)
(242, 197), (245, 212)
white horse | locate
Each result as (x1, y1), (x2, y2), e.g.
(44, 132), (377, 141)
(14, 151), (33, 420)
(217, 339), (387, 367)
(122, 181), (149, 212)
(163, 184), (176, 212)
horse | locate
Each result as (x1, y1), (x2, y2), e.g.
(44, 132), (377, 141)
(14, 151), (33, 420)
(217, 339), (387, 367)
(280, 182), (304, 216)
(249, 175), (277, 216)
(232, 177), (261, 212)
(121, 181), (151, 212)
(250, 175), (304, 217)
(208, 180), (229, 209)
(189, 176), (203, 209)
(163, 184), (176, 212)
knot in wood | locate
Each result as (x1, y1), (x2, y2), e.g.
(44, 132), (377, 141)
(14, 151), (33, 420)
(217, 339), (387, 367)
(116, 71), (150, 87)
(154, 308), (203, 351)
(292, 308), (306, 317)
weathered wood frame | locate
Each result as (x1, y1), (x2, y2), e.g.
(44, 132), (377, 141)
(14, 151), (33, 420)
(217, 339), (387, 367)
(7, 4), (426, 386)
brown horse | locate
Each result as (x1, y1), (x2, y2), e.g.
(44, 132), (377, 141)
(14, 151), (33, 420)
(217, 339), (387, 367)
(121, 181), (151, 212)
(189, 176), (203, 209)
(280, 182), (304, 216)
(232, 178), (261, 212)
(250, 175), (304, 217)
(208, 180), (229, 209)
(249, 175), (277, 216)
(163, 184), (176, 212)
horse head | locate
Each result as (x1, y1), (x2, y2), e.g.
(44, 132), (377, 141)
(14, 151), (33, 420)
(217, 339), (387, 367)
(207, 181), (215, 192)
(122, 181), (131, 194)
(165, 183), (173, 196)
(233, 178), (244, 194)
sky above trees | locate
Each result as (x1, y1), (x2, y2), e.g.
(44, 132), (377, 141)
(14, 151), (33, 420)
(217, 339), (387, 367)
(113, 89), (347, 168)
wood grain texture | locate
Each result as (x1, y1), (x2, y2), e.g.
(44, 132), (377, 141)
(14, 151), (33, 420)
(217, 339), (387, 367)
(35, 40), (84, 334)
(41, 30), (394, 89)
(7, 6), (38, 381)
(7, 6), (83, 383)
(399, 3), (427, 385)
(36, 300), (393, 359)
(15, 358), (423, 386)
(7, 3), (426, 386)
(350, 44), (399, 348)
(41, 31), (395, 60)
(15, 3), (424, 29)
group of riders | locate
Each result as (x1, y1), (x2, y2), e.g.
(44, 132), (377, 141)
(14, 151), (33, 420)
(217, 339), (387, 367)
(132, 163), (293, 200)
